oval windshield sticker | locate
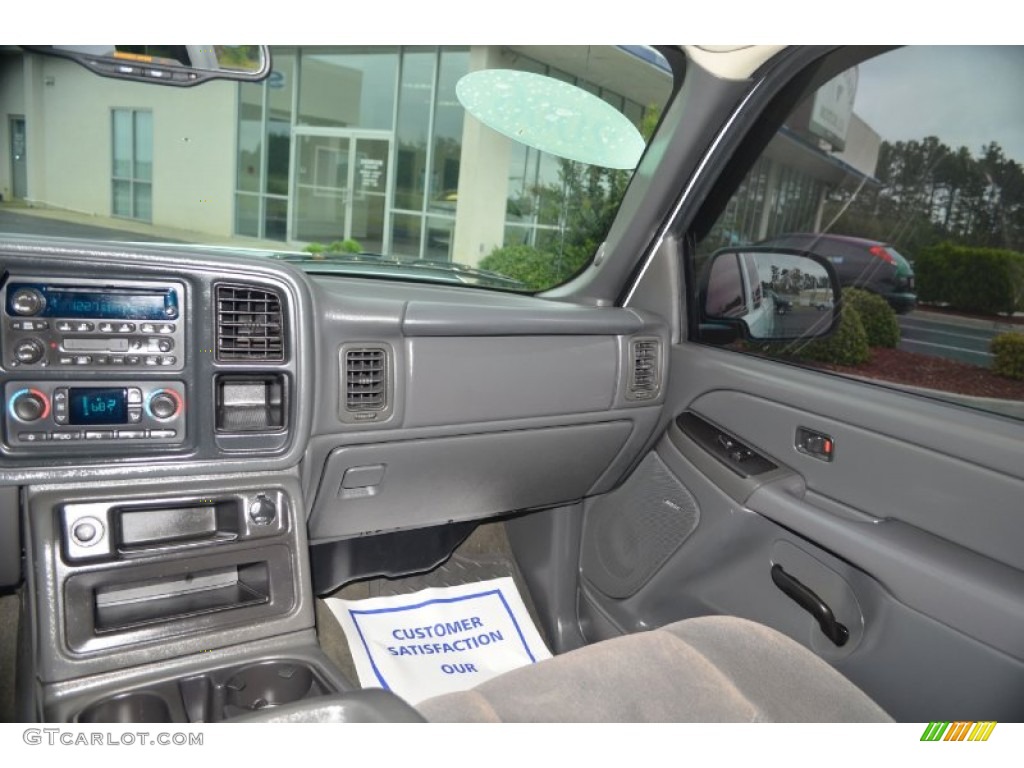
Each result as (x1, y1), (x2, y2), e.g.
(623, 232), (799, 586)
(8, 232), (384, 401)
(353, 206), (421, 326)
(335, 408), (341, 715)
(456, 69), (645, 170)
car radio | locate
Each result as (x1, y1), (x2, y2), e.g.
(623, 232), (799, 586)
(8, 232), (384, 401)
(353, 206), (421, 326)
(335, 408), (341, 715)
(2, 277), (186, 371)
(4, 380), (186, 446)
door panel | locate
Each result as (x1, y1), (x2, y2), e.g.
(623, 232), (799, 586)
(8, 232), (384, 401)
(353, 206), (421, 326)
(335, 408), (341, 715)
(577, 342), (1024, 720)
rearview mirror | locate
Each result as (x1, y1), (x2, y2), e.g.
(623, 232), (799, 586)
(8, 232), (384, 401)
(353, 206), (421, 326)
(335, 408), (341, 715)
(20, 45), (270, 87)
(701, 247), (840, 341)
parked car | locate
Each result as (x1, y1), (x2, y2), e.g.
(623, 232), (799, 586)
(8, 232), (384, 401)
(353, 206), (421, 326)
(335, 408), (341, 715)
(758, 233), (917, 313)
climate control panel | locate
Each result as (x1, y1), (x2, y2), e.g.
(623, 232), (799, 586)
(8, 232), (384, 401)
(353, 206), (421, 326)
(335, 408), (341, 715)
(5, 380), (186, 447)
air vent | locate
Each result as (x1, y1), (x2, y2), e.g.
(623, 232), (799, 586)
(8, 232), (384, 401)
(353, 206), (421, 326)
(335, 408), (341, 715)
(216, 284), (284, 361)
(627, 337), (661, 401)
(342, 345), (391, 422)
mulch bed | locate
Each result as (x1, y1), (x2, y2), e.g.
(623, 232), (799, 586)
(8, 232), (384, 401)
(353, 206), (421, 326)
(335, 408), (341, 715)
(817, 347), (1024, 400)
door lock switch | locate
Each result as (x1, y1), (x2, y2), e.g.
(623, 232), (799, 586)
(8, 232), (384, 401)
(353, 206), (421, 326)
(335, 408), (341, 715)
(796, 428), (834, 462)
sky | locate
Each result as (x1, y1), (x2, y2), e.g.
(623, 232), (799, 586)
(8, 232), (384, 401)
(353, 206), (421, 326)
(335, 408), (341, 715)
(854, 46), (1024, 164)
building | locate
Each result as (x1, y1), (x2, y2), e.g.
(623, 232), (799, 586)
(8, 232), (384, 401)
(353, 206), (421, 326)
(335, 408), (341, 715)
(0, 45), (879, 267)
(0, 46), (670, 267)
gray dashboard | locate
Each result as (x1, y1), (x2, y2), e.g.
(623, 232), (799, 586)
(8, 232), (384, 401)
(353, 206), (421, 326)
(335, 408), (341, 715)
(0, 237), (667, 717)
(1, 237), (668, 546)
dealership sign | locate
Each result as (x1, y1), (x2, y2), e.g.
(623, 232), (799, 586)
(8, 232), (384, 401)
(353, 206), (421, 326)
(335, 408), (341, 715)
(809, 68), (858, 152)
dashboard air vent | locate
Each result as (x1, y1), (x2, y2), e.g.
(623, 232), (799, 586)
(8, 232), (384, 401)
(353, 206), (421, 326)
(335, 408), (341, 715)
(216, 284), (284, 362)
(627, 338), (661, 401)
(344, 346), (389, 414)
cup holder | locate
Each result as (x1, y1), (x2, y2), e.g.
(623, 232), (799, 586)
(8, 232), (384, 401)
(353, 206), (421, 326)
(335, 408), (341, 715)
(79, 692), (175, 723)
(74, 658), (334, 723)
(223, 661), (326, 713)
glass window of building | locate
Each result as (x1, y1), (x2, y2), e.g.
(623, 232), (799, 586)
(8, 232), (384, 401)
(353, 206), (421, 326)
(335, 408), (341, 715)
(231, 45), (673, 291)
(111, 109), (152, 222)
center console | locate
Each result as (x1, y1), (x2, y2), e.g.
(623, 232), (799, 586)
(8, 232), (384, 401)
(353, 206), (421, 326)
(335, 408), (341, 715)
(0, 243), (363, 723)
(27, 472), (347, 723)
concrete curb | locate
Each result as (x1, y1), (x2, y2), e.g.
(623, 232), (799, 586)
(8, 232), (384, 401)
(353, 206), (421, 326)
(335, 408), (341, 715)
(910, 308), (1024, 334)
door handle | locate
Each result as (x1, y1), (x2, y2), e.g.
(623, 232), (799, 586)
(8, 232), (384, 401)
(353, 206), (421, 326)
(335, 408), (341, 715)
(771, 564), (849, 647)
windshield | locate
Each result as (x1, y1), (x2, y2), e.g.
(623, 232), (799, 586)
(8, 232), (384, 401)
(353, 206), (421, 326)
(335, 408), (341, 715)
(0, 46), (673, 292)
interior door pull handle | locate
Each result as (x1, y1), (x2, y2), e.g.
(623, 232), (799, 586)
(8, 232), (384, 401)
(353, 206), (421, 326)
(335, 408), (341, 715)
(770, 564), (849, 647)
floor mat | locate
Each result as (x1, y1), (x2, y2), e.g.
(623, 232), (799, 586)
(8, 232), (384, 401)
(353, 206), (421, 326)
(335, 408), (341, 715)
(315, 520), (547, 690)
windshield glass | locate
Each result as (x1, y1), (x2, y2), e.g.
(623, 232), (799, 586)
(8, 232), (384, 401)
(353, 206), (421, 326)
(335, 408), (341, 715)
(0, 45), (673, 292)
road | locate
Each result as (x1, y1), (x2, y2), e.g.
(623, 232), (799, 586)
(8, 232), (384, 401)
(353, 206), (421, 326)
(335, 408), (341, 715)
(898, 313), (1002, 368)
(0, 210), (178, 243)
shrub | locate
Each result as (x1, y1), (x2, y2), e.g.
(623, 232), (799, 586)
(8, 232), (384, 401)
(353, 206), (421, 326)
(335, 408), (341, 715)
(303, 242), (326, 255)
(915, 242), (1024, 316)
(794, 303), (871, 366)
(843, 288), (900, 348)
(753, 303), (870, 366)
(479, 245), (561, 292)
(991, 332), (1024, 380)
(328, 238), (363, 254)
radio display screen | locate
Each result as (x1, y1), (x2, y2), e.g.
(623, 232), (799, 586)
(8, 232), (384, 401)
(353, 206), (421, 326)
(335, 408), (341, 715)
(7, 284), (177, 320)
(69, 388), (128, 425)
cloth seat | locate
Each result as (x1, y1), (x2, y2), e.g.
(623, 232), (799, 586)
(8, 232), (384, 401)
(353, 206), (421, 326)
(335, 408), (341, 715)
(416, 615), (892, 722)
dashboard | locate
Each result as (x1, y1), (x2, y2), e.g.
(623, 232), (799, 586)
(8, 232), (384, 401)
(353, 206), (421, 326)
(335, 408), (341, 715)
(0, 236), (668, 719)
(0, 235), (669, 573)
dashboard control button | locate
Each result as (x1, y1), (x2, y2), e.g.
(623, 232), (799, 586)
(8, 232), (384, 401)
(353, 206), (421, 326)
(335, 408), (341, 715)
(56, 321), (72, 332)
(51, 431), (81, 441)
(110, 355), (125, 365)
(140, 323), (156, 334)
(58, 356), (74, 365)
(158, 324), (175, 334)
(160, 356), (176, 366)
(145, 356), (159, 366)
(14, 338), (45, 364)
(249, 495), (277, 526)
(127, 388), (143, 404)
(52, 390), (68, 424)
(157, 339), (173, 352)
(150, 429), (177, 439)
(94, 355), (109, 364)
(74, 321), (94, 332)
(126, 355), (141, 365)
(127, 409), (143, 423)
(98, 322), (114, 333)
(117, 323), (136, 333)
(11, 287), (45, 316)
(84, 430), (114, 440)
(116, 429), (146, 439)
(74, 355), (92, 365)
(72, 517), (104, 546)
(18, 431), (49, 442)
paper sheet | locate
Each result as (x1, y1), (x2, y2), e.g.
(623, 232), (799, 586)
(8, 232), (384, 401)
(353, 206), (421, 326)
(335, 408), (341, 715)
(326, 577), (551, 705)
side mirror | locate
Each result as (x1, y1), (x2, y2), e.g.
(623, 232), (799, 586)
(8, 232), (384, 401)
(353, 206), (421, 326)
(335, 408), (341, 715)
(701, 247), (841, 341)
(20, 46), (270, 87)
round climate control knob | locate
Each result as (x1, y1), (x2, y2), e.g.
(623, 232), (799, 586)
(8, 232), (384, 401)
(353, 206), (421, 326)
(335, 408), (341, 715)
(10, 389), (49, 422)
(10, 287), (45, 316)
(146, 389), (182, 420)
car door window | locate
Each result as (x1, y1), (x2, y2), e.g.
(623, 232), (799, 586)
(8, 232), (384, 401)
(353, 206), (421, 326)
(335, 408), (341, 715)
(693, 46), (1024, 421)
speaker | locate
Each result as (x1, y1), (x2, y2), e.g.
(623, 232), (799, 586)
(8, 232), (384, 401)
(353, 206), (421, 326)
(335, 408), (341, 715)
(581, 452), (700, 598)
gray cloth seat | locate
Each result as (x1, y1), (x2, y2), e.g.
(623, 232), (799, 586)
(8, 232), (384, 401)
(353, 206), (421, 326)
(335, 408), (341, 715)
(416, 615), (892, 722)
